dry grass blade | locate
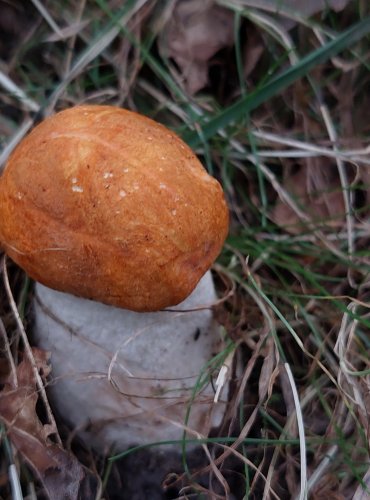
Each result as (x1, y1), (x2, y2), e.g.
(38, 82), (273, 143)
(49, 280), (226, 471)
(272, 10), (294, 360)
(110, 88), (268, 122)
(353, 467), (370, 499)
(252, 130), (370, 164)
(1, 256), (61, 445)
(0, 0), (150, 167)
(0, 119), (35, 170)
(250, 158), (350, 260)
(8, 463), (23, 500)
(320, 103), (355, 272)
(30, 0), (63, 37)
(0, 317), (18, 389)
(285, 363), (307, 500)
(0, 71), (39, 112)
(44, 0), (149, 112)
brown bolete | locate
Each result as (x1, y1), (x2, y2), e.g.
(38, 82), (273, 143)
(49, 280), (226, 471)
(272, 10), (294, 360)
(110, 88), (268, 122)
(0, 105), (229, 451)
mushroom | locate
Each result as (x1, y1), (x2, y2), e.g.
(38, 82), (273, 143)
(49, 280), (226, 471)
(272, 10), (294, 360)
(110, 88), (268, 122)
(0, 105), (229, 452)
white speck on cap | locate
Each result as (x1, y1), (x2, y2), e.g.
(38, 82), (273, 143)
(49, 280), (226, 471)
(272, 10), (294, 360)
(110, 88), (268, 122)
(72, 185), (83, 193)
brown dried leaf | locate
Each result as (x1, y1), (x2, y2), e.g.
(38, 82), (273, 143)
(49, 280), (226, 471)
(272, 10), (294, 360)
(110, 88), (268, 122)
(271, 165), (345, 234)
(160, 0), (234, 94)
(0, 348), (97, 500)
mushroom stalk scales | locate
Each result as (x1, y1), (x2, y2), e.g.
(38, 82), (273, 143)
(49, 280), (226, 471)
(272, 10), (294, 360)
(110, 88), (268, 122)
(33, 271), (226, 449)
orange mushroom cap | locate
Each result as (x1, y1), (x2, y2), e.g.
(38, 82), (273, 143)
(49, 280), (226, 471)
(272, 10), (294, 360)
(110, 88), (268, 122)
(0, 105), (229, 311)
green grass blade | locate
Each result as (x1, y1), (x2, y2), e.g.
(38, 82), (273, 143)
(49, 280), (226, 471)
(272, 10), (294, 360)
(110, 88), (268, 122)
(184, 15), (370, 148)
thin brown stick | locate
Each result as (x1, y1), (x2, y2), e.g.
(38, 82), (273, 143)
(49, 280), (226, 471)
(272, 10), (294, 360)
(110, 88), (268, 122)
(1, 256), (62, 445)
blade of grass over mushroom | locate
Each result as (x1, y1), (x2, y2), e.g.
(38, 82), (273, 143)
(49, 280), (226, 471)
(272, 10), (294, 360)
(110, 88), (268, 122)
(182, 15), (370, 148)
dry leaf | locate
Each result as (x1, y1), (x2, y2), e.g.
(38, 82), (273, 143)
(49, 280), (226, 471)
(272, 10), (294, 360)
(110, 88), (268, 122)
(0, 348), (97, 500)
(271, 165), (345, 234)
(160, 0), (234, 94)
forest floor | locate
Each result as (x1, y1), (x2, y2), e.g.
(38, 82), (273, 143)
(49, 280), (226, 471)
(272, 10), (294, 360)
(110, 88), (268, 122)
(1, 1), (370, 499)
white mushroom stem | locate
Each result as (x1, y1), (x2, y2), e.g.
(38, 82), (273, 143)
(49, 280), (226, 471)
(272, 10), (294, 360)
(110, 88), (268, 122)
(32, 271), (228, 453)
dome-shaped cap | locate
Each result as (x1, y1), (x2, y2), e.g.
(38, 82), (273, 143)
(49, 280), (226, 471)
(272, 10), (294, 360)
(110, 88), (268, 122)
(0, 105), (229, 311)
